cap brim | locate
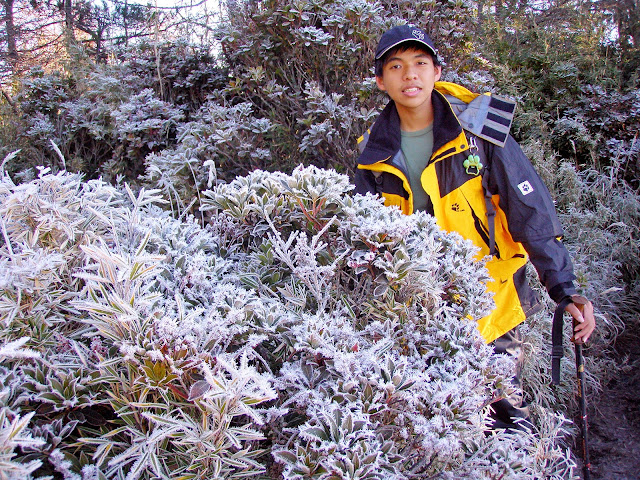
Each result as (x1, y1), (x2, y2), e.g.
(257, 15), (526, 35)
(375, 40), (437, 60)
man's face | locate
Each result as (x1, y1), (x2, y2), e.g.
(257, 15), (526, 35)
(375, 48), (442, 114)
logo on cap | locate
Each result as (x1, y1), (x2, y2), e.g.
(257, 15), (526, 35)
(412, 30), (425, 41)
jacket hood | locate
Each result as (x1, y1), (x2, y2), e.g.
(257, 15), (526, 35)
(434, 82), (515, 147)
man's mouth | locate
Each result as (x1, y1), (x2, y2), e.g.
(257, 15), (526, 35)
(403, 87), (422, 93)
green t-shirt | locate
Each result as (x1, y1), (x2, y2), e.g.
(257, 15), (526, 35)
(401, 124), (434, 212)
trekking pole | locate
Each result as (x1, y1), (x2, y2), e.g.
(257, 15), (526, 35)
(573, 326), (591, 480)
(551, 296), (591, 480)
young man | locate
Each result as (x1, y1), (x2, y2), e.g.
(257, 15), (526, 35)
(355, 25), (596, 429)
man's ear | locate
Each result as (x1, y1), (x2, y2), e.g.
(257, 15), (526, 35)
(375, 75), (387, 92)
(435, 65), (442, 82)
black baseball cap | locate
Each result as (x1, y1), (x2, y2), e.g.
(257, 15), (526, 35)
(375, 25), (438, 60)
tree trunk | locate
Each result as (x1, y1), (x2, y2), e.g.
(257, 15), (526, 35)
(620, 0), (640, 50)
(2, 0), (18, 71)
(64, 0), (75, 47)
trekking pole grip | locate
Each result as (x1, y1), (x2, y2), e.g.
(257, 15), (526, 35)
(551, 296), (574, 385)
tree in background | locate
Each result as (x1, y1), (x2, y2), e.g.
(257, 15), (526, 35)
(0, 1), (224, 180)
(0, 0), (67, 78)
(602, 0), (640, 84)
(0, 0), (212, 79)
(471, 0), (638, 181)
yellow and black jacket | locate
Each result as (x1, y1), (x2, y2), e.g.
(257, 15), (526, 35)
(355, 82), (577, 343)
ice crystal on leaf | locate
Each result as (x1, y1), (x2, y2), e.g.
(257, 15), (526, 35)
(0, 338), (41, 362)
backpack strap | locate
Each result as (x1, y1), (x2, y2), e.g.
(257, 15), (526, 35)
(468, 134), (497, 257)
(440, 83), (514, 256)
(481, 159), (497, 257)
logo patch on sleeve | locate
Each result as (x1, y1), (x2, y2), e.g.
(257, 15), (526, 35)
(517, 180), (534, 196)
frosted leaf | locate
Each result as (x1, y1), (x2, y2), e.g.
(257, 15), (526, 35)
(0, 338), (41, 361)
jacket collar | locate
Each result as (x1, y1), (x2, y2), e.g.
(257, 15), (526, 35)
(357, 90), (463, 167)
(357, 100), (401, 166)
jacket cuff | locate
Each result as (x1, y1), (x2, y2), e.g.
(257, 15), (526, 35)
(548, 281), (578, 304)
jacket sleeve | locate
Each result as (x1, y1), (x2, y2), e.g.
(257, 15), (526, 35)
(485, 135), (577, 299)
(522, 238), (578, 302)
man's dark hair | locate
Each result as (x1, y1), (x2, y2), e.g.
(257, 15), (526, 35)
(374, 40), (441, 77)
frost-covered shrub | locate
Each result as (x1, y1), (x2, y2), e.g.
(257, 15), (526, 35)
(554, 164), (640, 335)
(2, 66), (123, 176)
(108, 88), (184, 180)
(200, 166), (577, 478)
(0, 42), (226, 183)
(0, 340), (45, 479)
(143, 100), (276, 213)
(14, 69), (71, 117)
(0, 166), (274, 478)
(559, 87), (640, 186)
(0, 164), (580, 478)
(114, 40), (227, 110)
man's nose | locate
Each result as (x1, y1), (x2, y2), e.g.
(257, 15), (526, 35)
(404, 67), (418, 80)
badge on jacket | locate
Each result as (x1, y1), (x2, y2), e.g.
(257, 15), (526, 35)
(463, 154), (483, 176)
(464, 136), (483, 176)
(518, 180), (534, 196)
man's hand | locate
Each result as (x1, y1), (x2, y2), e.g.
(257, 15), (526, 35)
(565, 295), (596, 344)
